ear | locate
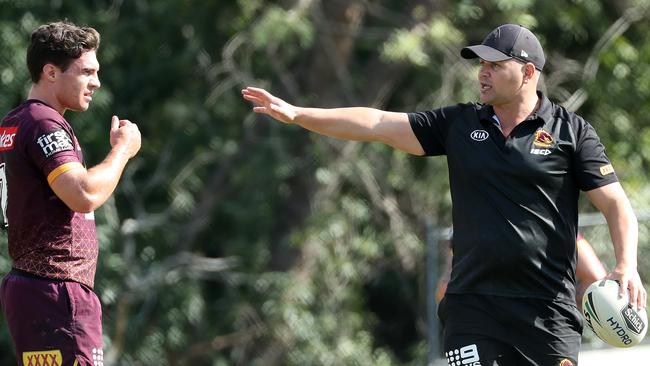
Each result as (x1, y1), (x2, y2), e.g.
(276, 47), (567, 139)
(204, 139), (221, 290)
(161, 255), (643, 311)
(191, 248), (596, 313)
(522, 63), (536, 84)
(42, 64), (59, 82)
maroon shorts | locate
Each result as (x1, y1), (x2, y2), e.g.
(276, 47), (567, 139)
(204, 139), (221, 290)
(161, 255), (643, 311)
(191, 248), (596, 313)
(0, 270), (104, 366)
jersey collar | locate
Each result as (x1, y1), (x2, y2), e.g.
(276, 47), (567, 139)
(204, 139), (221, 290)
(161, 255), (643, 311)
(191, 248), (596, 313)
(477, 91), (554, 126)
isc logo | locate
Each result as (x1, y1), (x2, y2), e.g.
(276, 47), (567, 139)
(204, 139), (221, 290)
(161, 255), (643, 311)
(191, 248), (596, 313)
(530, 148), (551, 155)
(470, 130), (489, 141)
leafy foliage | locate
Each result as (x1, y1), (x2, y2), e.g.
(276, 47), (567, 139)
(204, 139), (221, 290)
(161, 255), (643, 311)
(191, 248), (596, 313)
(1, 0), (649, 365)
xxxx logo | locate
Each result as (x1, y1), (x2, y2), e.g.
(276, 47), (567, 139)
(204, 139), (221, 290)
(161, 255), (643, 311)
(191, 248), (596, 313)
(22, 350), (63, 366)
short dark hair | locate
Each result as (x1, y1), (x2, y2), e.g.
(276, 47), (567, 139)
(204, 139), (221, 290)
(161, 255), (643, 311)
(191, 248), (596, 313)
(27, 21), (100, 83)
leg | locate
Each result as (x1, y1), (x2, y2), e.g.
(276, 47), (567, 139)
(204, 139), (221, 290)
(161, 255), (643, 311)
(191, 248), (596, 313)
(443, 334), (518, 365)
(439, 294), (581, 366)
(439, 295), (518, 365)
(502, 298), (582, 366)
(64, 282), (103, 366)
(0, 273), (102, 366)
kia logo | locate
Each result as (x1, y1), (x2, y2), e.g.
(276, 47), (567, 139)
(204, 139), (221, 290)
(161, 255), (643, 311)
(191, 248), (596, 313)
(470, 130), (489, 141)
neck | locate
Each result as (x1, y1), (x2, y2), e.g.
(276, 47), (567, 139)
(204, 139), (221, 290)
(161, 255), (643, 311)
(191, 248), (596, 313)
(492, 91), (539, 132)
(28, 84), (65, 116)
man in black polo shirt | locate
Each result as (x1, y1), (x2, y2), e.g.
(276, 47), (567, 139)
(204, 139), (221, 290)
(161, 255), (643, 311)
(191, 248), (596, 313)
(242, 24), (646, 365)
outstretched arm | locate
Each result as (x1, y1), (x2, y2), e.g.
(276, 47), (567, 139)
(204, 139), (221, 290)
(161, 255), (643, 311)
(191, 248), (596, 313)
(586, 182), (646, 310)
(241, 87), (425, 155)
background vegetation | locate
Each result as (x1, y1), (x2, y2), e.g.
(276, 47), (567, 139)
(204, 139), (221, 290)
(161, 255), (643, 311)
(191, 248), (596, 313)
(1, 0), (649, 365)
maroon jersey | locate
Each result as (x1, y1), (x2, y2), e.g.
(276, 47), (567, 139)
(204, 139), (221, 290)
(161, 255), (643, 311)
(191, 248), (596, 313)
(0, 100), (98, 287)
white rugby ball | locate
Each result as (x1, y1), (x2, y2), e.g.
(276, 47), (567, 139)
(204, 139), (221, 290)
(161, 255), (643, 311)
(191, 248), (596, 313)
(581, 279), (648, 347)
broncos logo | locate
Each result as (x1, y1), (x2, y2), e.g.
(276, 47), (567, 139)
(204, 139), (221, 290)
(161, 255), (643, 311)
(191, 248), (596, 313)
(533, 130), (554, 147)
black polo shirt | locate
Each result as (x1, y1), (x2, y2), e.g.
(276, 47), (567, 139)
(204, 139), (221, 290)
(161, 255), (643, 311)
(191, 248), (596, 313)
(409, 92), (618, 302)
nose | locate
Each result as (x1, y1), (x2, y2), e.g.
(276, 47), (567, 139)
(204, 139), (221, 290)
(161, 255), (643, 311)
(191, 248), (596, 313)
(478, 64), (489, 78)
(89, 73), (101, 90)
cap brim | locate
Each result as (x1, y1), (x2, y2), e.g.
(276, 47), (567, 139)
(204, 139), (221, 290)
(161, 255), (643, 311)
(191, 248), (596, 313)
(461, 45), (511, 62)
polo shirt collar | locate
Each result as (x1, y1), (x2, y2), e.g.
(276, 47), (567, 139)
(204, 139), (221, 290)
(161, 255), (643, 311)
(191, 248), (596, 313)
(534, 91), (554, 123)
(477, 91), (553, 125)
(477, 103), (495, 124)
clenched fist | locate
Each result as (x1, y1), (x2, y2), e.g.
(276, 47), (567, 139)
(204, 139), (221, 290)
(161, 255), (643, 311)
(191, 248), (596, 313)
(110, 115), (141, 158)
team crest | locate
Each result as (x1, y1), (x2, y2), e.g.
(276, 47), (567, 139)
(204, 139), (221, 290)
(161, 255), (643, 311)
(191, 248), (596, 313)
(533, 129), (554, 147)
(558, 359), (574, 366)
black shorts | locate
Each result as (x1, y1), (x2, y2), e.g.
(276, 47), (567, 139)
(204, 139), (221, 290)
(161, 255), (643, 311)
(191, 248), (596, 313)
(437, 294), (583, 366)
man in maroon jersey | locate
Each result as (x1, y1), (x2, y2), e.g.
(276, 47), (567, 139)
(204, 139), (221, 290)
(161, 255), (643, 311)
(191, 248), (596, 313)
(0, 21), (140, 365)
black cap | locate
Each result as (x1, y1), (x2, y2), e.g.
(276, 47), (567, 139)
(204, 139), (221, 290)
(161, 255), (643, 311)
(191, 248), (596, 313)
(461, 24), (545, 71)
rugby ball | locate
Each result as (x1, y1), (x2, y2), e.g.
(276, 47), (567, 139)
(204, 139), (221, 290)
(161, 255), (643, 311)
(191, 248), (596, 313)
(581, 279), (648, 347)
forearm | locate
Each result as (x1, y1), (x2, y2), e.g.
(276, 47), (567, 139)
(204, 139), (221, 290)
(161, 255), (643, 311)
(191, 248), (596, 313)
(49, 116), (140, 213)
(587, 183), (639, 270)
(242, 87), (422, 154)
(51, 145), (132, 213)
(82, 146), (131, 209)
(293, 107), (388, 142)
(605, 201), (639, 270)
(587, 183), (646, 307)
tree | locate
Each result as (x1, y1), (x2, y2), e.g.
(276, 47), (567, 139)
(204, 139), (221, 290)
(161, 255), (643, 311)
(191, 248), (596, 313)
(0, 1), (648, 364)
